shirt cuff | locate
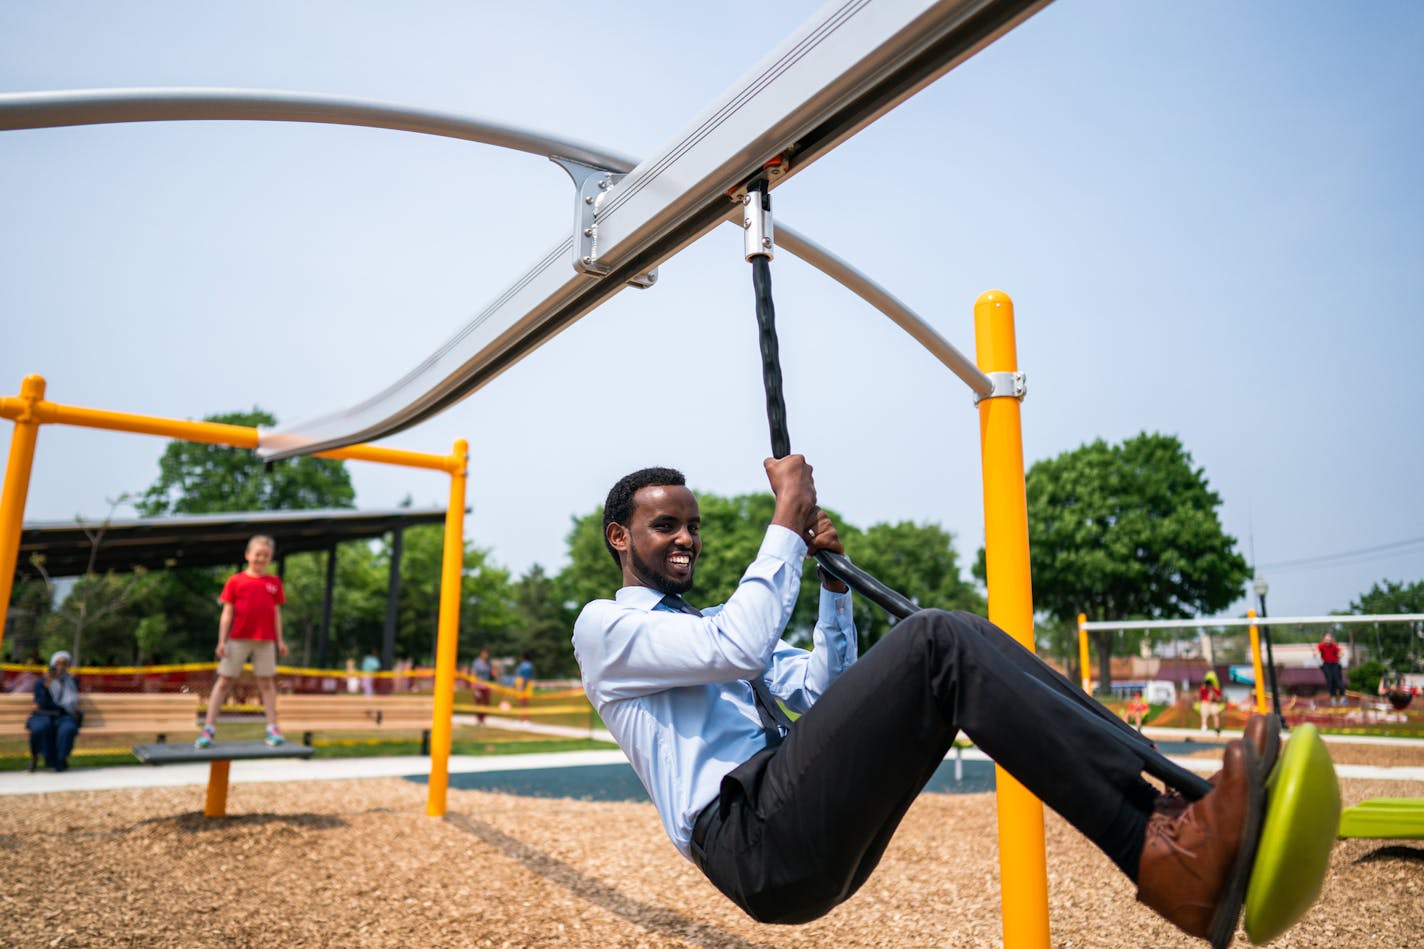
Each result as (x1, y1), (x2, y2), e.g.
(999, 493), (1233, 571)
(761, 523), (808, 563)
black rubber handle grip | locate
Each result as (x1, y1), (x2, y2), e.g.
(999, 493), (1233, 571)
(749, 252), (918, 619)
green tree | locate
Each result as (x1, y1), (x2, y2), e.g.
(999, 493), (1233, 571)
(281, 544), (386, 667)
(1020, 432), (1250, 693)
(136, 408), (355, 516)
(4, 576), (53, 662)
(510, 564), (578, 678)
(392, 525), (516, 667)
(852, 521), (985, 650)
(37, 570), (156, 665)
(1348, 578), (1424, 674)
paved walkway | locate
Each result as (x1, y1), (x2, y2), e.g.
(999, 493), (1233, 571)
(5, 723), (1421, 798)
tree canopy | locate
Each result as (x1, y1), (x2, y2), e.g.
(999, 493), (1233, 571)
(1349, 578), (1424, 675)
(1022, 432), (1250, 691)
(136, 408), (355, 516)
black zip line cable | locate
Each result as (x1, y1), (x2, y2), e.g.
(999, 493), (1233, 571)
(743, 180), (1212, 799)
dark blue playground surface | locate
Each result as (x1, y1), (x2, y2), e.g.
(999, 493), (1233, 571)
(407, 740), (1217, 803)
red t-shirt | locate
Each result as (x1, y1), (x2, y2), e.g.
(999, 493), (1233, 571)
(1318, 641), (1341, 664)
(220, 571), (285, 640)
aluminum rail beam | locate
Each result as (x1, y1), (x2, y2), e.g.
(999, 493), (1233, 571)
(254, 0), (1046, 457)
(0, 87), (989, 402)
(1, 0), (1048, 458)
(1082, 614), (1424, 632)
(0, 87), (637, 173)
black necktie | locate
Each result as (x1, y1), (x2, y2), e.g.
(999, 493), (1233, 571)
(659, 594), (793, 749)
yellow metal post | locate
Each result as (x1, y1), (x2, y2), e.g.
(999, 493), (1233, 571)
(974, 290), (1050, 948)
(204, 759), (231, 817)
(427, 438), (468, 817)
(1247, 609), (1268, 714)
(1077, 613), (1091, 693)
(0, 375), (47, 655)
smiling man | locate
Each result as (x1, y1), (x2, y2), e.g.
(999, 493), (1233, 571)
(574, 456), (1279, 946)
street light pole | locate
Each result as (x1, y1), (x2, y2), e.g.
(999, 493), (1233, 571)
(1254, 577), (1285, 727)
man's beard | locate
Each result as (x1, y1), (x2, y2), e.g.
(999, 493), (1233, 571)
(629, 541), (694, 595)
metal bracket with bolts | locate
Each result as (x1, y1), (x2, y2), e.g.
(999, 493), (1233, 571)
(550, 156), (657, 288)
(972, 370), (1027, 404)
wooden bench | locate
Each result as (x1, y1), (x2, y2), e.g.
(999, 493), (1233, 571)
(275, 694), (435, 754)
(2, 691), (198, 745)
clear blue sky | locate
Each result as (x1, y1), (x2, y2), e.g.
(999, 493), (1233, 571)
(3, 0), (1421, 620)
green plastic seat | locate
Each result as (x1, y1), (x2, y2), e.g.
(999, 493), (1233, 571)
(1338, 797), (1424, 839)
(1242, 724), (1341, 945)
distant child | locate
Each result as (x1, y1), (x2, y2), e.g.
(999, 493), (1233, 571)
(361, 648), (381, 697)
(1125, 690), (1150, 732)
(1198, 671), (1223, 735)
(514, 651), (534, 722)
(196, 535), (289, 748)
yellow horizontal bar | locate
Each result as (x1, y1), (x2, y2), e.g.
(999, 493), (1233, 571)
(36, 400), (259, 447)
(6, 393), (456, 471)
(318, 443), (459, 473)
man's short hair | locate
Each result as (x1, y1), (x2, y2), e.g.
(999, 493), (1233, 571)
(247, 534), (276, 552)
(602, 467), (686, 569)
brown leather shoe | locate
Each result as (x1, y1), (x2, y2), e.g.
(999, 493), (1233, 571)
(1137, 739), (1265, 947)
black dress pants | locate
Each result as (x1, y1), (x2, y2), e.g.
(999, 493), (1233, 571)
(693, 609), (1159, 924)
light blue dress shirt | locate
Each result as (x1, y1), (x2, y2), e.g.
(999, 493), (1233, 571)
(573, 524), (857, 859)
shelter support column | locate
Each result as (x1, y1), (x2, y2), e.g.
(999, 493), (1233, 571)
(974, 291), (1050, 948)
(0, 375), (47, 655)
(382, 527), (404, 672)
(1248, 609), (1268, 714)
(427, 439), (468, 817)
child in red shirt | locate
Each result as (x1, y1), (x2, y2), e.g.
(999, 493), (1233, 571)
(195, 535), (289, 748)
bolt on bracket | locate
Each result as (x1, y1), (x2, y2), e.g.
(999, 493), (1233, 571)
(973, 371), (1027, 404)
(551, 156), (657, 288)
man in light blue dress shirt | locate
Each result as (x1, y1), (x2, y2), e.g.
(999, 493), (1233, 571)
(574, 456), (1273, 944)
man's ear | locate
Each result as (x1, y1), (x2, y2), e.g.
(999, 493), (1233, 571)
(606, 522), (629, 561)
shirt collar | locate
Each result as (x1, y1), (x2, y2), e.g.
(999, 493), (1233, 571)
(614, 586), (673, 611)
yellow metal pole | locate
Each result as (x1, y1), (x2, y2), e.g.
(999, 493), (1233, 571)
(1247, 609), (1268, 714)
(426, 438), (468, 817)
(0, 375), (47, 656)
(974, 290), (1050, 948)
(204, 759), (231, 817)
(1077, 613), (1091, 693)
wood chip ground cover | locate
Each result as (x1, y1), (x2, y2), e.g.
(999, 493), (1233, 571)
(4, 741), (1420, 947)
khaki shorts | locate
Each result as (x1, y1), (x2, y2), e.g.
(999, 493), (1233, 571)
(218, 639), (277, 678)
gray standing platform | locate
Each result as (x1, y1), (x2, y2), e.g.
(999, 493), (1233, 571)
(132, 740), (315, 816)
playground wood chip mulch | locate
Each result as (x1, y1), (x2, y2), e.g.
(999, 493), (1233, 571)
(3, 742), (1421, 948)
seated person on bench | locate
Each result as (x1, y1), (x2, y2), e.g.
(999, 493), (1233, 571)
(574, 457), (1277, 942)
(27, 651), (82, 773)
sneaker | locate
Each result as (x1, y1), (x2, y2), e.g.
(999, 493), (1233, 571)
(194, 725), (215, 749)
(264, 725), (286, 747)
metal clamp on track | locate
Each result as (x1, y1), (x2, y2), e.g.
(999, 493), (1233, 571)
(551, 156), (657, 288)
(742, 181), (774, 261)
(973, 370), (1027, 404)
